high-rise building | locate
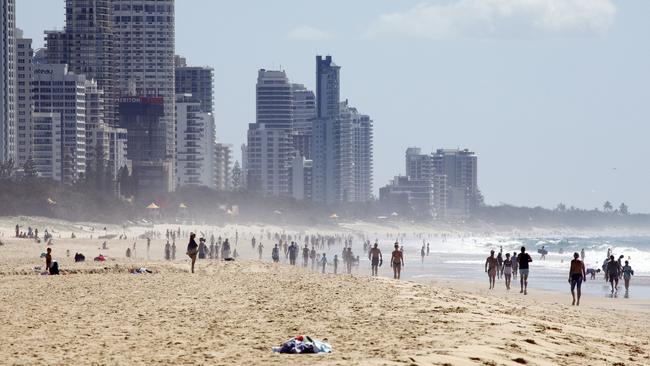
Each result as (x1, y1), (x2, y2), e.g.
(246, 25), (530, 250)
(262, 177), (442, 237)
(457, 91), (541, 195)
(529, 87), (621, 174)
(113, 0), (176, 181)
(342, 100), (374, 203)
(432, 149), (479, 217)
(214, 142), (232, 191)
(290, 154), (312, 201)
(246, 123), (292, 197)
(1, 0), (16, 162)
(405, 147), (433, 181)
(175, 62), (214, 114)
(246, 69), (293, 196)
(31, 112), (63, 181)
(291, 83), (315, 135)
(312, 55), (348, 204)
(46, 0), (117, 127)
(119, 96), (173, 198)
(291, 83), (315, 160)
(15, 30), (33, 166)
(32, 64), (87, 183)
(175, 94), (215, 188)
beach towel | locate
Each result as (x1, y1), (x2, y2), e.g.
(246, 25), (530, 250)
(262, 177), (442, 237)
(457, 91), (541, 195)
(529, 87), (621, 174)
(272, 336), (332, 354)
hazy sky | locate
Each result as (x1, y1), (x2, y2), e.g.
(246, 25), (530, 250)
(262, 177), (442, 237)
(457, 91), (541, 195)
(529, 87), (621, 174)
(17, 0), (650, 212)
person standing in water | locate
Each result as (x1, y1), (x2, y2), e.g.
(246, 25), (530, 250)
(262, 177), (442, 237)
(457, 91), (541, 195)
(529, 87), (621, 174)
(186, 233), (199, 273)
(606, 255), (620, 294)
(569, 252), (586, 306)
(391, 243), (404, 280)
(485, 250), (498, 290)
(271, 244), (280, 263)
(580, 248), (586, 261)
(257, 242), (264, 260)
(420, 245), (425, 264)
(502, 253), (513, 290)
(333, 255), (339, 274)
(368, 242), (382, 277)
(426, 242), (430, 256)
(622, 260), (634, 293)
(320, 253), (328, 274)
(518, 246), (533, 295)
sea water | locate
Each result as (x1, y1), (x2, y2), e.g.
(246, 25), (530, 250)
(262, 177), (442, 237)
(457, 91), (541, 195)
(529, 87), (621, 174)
(397, 235), (650, 299)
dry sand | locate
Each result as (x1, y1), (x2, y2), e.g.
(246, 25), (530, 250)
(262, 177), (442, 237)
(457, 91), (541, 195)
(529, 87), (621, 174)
(1, 220), (649, 365)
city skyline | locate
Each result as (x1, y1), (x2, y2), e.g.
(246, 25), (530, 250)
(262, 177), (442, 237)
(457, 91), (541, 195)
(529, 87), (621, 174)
(14, 0), (650, 211)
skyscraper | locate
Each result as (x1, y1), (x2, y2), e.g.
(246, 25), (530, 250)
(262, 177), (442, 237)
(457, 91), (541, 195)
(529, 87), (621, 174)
(113, 0), (176, 184)
(245, 69), (294, 196)
(15, 29), (33, 166)
(291, 83), (315, 135)
(1, 0), (16, 163)
(31, 64), (87, 183)
(350, 105), (374, 202)
(312, 56), (357, 204)
(214, 142), (232, 191)
(46, 0), (117, 127)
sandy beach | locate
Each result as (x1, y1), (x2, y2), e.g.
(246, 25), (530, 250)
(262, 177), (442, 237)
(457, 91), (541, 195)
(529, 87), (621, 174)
(1, 218), (649, 365)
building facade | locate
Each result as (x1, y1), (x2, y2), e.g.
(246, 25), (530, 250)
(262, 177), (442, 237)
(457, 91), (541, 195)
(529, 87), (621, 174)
(1, 0), (16, 162)
(31, 64), (87, 183)
(245, 69), (293, 197)
(113, 0), (176, 183)
(432, 149), (479, 217)
(175, 94), (215, 188)
(31, 112), (63, 181)
(119, 96), (173, 197)
(214, 142), (232, 191)
(46, 0), (118, 127)
(175, 63), (213, 114)
(15, 30), (33, 165)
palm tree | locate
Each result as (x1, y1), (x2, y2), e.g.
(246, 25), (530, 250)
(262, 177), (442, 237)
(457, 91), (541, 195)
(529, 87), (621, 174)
(603, 201), (613, 212)
(619, 203), (629, 215)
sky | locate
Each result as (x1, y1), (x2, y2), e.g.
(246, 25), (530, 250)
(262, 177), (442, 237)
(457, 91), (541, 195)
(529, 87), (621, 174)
(16, 0), (650, 212)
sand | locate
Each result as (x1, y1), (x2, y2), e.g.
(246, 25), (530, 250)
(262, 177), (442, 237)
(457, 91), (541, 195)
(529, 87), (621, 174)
(1, 219), (649, 365)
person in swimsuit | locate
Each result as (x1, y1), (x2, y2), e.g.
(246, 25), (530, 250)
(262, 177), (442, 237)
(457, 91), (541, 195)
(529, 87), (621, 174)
(569, 252), (586, 306)
(186, 233), (198, 273)
(420, 245), (425, 264)
(257, 242), (264, 260)
(391, 243), (404, 280)
(271, 244), (280, 263)
(606, 255), (620, 294)
(518, 246), (532, 295)
(622, 260), (634, 293)
(485, 250), (498, 290)
(369, 243), (382, 276)
(502, 253), (513, 290)
(512, 252), (518, 280)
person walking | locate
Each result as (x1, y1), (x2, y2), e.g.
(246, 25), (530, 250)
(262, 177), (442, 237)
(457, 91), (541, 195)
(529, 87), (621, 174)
(518, 246), (533, 295)
(485, 250), (498, 290)
(391, 243), (404, 280)
(622, 260), (634, 293)
(569, 252), (586, 306)
(186, 233), (199, 273)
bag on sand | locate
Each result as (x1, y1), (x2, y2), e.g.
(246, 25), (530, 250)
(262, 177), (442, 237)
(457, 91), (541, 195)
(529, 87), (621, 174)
(272, 335), (332, 354)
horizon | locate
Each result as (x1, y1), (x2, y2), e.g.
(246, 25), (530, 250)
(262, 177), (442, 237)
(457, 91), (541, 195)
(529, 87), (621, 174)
(14, 0), (650, 212)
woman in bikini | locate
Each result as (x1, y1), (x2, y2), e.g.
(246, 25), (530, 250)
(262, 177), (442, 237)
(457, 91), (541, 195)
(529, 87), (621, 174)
(502, 253), (513, 290)
(391, 243), (404, 280)
(186, 233), (199, 273)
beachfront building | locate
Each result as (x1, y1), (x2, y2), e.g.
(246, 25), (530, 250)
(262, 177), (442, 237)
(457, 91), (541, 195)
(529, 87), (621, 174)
(432, 149), (479, 217)
(245, 69), (293, 197)
(379, 175), (435, 218)
(31, 64), (87, 184)
(119, 96), (173, 198)
(175, 94), (215, 188)
(214, 142), (232, 191)
(0, 0), (16, 163)
(312, 55), (355, 204)
(175, 60), (214, 114)
(113, 0), (176, 186)
(45, 0), (117, 127)
(15, 30), (33, 166)
(31, 112), (62, 181)
(343, 100), (374, 202)
(291, 83), (315, 135)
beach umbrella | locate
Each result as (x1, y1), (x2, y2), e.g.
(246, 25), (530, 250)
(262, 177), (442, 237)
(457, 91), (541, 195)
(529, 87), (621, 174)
(330, 213), (339, 219)
(146, 203), (159, 209)
(391, 212), (399, 217)
(179, 203), (188, 209)
(47, 198), (56, 205)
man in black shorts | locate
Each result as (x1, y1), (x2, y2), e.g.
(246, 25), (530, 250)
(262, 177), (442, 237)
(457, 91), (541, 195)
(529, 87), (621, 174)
(518, 246), (533, 295)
